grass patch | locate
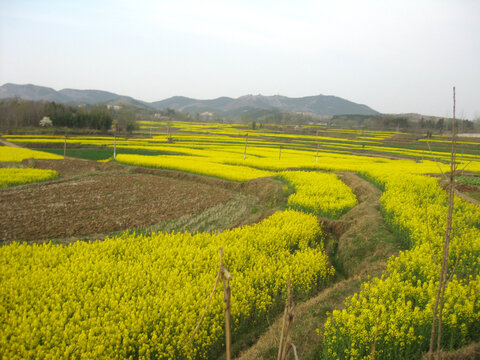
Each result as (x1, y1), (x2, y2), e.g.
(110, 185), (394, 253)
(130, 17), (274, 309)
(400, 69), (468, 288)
(33, 147), (172, 161)
(470, 193), (480, 201)
(139, 193), (258, 234)
(457, 176), (480, 186)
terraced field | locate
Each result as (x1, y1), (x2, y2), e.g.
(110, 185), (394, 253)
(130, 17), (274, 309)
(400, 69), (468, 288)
(1, 124), (479, 359)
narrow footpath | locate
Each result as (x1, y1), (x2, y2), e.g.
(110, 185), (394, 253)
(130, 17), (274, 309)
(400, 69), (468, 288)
(237, 172), (402, 360)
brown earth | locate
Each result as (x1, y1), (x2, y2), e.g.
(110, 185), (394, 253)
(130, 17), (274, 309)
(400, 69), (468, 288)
(436, 176), (480, 206)
(0, 138), (22, 148)
(454, 183), (480, 205)
(421, 342), (480, 360)
(1, 158), (287, 243)
(133, 167), (287, 205)
(25, 158), (123, 178)
(0, 172), (235, 243)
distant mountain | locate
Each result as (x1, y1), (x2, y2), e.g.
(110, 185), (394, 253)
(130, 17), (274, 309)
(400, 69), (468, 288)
(0, 83), (70, 103)
(58, 88), (123, 104)
(0, 83), (146, 108)
(0, 83), (379, 116)
(151, 94), (378, 116)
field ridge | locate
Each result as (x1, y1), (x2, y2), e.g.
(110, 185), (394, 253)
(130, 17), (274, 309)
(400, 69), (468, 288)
(237, 172), (402, 359)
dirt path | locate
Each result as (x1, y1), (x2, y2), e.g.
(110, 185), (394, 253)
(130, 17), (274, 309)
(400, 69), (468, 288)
(453, 183), (480, 206)
(237, 172), (402, 360)
(331, 172), (401, 277)
(0, 138), (22, 148)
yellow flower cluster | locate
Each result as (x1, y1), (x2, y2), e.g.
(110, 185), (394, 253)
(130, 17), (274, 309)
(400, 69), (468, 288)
(322, 169), (480, 359)
(0, 146), (63, 162)
(0, 168), (58, 188)
(324, 269), (480, 359)
(4, 124), (479, 165)
(0, 210), (334, 359)
(116, 154), (273, 181)
(277, 171), (357, 218)
(2, 123), (479, 359)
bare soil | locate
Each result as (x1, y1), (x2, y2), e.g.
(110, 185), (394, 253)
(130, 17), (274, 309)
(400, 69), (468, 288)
(133, 167), (287, 204)
(0, 138), (22, 148)
(0, 172), (234, 243)
(25, 158), (122, 178)
(1, 159), (287, 243)
(437, 176), (480, 206)
(454, 183), (480, 205)
(421, 342), (480, 360)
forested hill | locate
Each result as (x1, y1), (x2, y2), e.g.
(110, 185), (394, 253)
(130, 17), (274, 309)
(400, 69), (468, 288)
(150, 94), (379, 116)
(0, 83), (379, 117)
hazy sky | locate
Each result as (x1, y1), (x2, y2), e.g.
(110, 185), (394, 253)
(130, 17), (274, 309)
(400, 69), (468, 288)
(1, 0), (479, 118)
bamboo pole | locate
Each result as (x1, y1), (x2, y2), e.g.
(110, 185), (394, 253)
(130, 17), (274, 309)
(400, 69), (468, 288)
(436, 87), (457, 355)
(220, 248), (232, 360)
(277, 279), (295, 360)
(243, 133), (248, 160)
(184, 251), (223, 347)
(277, 295), (288, 360)
(429, 86), (457, 359)
(371, 308), (382, 360)
(63, 135), (67, 159)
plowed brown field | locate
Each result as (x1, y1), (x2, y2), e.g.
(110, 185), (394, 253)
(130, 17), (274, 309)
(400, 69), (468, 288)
(1, 159), (235, 242)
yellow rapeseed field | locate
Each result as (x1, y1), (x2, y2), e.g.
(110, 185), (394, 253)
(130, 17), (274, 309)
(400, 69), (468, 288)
(1, 125), (479, 359)
(0, 146), (63, 162)
(0, 168), (58, 188)
(0, 211), (333, 359)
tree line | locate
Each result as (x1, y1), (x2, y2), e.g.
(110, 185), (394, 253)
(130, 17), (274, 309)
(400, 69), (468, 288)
(331, 114), (477, 133)
(0, 99), (137, 132)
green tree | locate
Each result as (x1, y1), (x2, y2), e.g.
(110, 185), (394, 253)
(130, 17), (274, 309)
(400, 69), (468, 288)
(436, 118), (444, 133)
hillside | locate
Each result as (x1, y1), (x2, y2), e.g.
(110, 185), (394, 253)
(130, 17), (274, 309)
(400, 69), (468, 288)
(0, 83), (379, 117)
(0, 83), (146, 108)
(151, 94), (378, 116)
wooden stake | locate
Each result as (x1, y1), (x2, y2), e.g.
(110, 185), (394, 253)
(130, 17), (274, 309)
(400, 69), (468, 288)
(185, 250), (223, 347)
(243, 133), (248, 160)
(371, 308), (382, 360)
(113, 134), (117, 160)
(63, 135), (67, 159)
(220, 248), (232, 360)
(277, 279), (295, 360)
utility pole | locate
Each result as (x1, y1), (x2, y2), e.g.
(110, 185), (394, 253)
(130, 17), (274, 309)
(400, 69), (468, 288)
(243, 133), (248, 160)
(63, 135), (67, 159)
(113, 134), (117, 160)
